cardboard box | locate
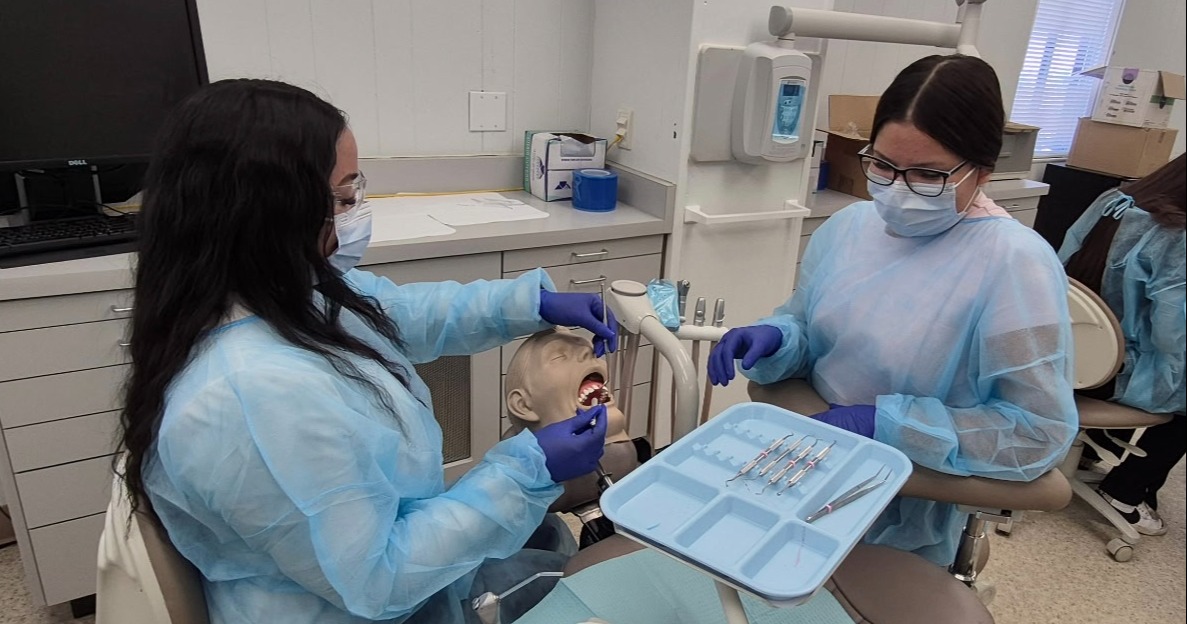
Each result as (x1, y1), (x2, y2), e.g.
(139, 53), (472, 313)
(821, 95), (878, 199)
(1067, 118), (1178, 178)
(524, 131), (607, 201)
(1084, 66), (1186, 128)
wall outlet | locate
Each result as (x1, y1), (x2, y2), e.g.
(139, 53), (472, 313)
(616, 107), (633, 150)
(469, 91), (507, 132)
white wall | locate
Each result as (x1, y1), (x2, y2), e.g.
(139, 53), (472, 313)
(195, 0), (594, 157)
(817, 0), (1039, 125)
(1109, 0), (1187, 156)
(588, 0), (695, 184)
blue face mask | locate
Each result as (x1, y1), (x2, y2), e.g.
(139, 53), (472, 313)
(870, 168), (977, 237)
(328, 202), (372, 274)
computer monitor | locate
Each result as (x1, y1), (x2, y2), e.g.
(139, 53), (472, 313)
(0, 0), (209, 170)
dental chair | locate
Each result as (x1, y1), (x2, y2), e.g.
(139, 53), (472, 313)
(95, 465), (210, 624)
(1053, 277), (1173, 561)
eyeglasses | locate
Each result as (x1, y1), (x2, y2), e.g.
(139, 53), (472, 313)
(332, 172), (367, 213)
(858, 146), (968, 198)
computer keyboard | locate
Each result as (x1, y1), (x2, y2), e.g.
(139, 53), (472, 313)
(0, 214), (137, 260)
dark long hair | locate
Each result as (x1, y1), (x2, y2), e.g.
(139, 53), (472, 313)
(118, 79), (410, 513)
(872, 54), (1004, 169)
(1065, 153), (1187, 292)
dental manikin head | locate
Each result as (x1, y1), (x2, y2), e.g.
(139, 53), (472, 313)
(505, 328), (630, 444)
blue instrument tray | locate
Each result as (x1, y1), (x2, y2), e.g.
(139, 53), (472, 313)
(600, 402), (912, 606)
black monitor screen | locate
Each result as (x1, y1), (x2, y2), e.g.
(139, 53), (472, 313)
(0, 0), (207, 169)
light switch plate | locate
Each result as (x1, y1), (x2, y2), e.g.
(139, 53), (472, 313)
(469, 91), (507, 132)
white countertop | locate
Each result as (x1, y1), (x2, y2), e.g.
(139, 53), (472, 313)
(0, 192), (668, 302)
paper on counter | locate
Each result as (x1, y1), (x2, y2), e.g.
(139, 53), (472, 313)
(370, 211), (456, 241)
(366, 193), (549, 227)
(428, 202), (548, 226)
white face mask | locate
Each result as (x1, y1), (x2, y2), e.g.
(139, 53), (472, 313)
(328, 202), (372, 274)
(870, 168), (977, 237)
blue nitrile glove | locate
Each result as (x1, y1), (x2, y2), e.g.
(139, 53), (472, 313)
(539, 290), (618, 357)
(532, 405), (609, 483)
(811, 404), (876, 438)
(707, 325), (784, 387)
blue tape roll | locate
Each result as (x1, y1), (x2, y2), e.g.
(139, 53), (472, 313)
(572, 168), (618, 212)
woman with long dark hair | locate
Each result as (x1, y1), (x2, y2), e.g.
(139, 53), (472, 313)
(115, 79), (616, 623)
(1060, 153), (1186, 536)
(707, 55), (1078, 565)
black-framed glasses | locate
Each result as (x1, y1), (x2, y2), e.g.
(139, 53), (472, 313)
(332, 172), (367, 213)
(858, 145), (968, 198)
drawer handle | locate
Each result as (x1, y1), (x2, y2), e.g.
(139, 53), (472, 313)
(570, 276), (608, 286)
(118, 342), (132, 348)
(111, 306), (134, 313)
(1007, 203), (1021, 209)
(572, 249), (609, 259)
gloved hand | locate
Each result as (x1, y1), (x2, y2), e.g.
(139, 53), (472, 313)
(532, 405), (609, 483)
(539, 290), (618, 357)
(810, 404), (876, 438)
(707, 325), (783, 387)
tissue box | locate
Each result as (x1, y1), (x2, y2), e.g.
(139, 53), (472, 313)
(524, 132), (607, 201)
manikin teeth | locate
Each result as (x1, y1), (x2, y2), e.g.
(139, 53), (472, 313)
(578, 382), (611, 407)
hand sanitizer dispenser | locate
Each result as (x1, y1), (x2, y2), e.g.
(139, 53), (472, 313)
(732, 42), (813, 164)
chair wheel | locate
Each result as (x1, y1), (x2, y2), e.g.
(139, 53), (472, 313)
(1107, 538), (1133, 562)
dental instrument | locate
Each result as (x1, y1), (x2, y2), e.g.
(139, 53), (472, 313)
(472, 571), (565, 624)
(778, 441), (836, 495)
(669, 280), (693, 439)
(754, 436), (802, 478)
(726, 434), (792, 483)
(688, 297), (708, 423)
(757, 439), (817, 494)
(805, 467), (892, 523)
(700, 298), (726, 425)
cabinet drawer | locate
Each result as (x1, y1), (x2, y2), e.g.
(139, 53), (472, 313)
(503, 236), (663, 273)
(30, 513), (106, 605)
(998, 196), (1041, 213)
(6, 411), (121, 473)
(0, 365), (128, 429)
(0, 290), (133, 334)
(0, 320), (129, 382)
(505, 254), (662, 295)
(367, 252), (501, 285)
(15, 456), (114, 528)
(1011, 208), (1038, 228)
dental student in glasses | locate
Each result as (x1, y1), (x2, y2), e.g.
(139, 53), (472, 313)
(708, 55), (1077, 566)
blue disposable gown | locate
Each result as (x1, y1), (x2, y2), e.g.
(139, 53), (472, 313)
(144, 268), (563, 623)
(744, 201), (1078, 565)
(1058, 190), (1187, 414)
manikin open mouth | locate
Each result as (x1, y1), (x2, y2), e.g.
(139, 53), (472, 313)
(577, 372), (613, 407)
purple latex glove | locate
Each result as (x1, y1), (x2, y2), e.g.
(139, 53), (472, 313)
(811, 404), (876, 438)
(532, 405), (608, 483)
(707, 325), (783, 387)
(539, 290), (618, 357)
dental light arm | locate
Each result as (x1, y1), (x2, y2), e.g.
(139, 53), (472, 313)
(768, 0), (987, 57)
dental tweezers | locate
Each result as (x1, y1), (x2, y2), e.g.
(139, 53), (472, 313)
(805, 467), (892, 523)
